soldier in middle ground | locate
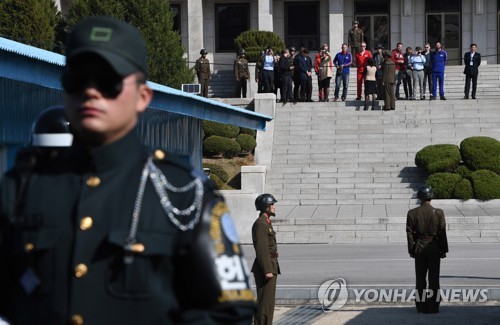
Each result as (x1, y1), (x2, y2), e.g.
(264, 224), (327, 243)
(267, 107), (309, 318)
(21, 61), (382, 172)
(252, 194), (280, 325)
(195, 48), (211, 97)
(234, 49), (250, 98)
(348, 20), (364, 66)
(382, 50), (396, 110)
(406, 185), (449, 314)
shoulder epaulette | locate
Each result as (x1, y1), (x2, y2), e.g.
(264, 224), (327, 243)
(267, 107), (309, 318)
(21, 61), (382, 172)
(152, 149), (192, 172)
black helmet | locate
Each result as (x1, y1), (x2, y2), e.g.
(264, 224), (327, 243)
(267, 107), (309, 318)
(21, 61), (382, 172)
(31, 106), (73, 147)
(417, 185), (434, 200)
(200, 48), (208, 55)
(255, 193), (277, 211)
(239, 49), (245, 55)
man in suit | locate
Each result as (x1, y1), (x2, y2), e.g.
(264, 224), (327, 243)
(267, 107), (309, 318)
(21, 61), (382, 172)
(406, 185), (448, 314)
(463, 43), (481, 99)
(252, 194), (280, 325)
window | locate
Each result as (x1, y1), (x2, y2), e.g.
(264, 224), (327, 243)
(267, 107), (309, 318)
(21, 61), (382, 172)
(425, 1), (461, 11)
(215, 3), (250, 52)
(285, 2), (320, 50)
(170, 4), (181, 33)
(355, 0), (389, 13)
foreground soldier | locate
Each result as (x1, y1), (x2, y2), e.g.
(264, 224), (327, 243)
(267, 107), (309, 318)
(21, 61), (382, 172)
(406, 185), (449, 314)
(252, 194), (280, 325)
(0, 16), (254, 324)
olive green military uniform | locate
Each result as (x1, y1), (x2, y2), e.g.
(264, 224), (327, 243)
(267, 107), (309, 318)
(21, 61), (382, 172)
(195, 57), (211, 97)
(234, 56), (250, 98)
(251, 213), (280, 325)
(0, 131), (255, 324)
(406, 203), (448, 313)
(382, 55), (396, 110)
(348, 27), (364, 65)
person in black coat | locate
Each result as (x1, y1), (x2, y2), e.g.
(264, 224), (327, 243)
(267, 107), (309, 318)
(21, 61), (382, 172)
(463, 43), (481, 99)
(279, 49), (294, 103)
(0, 16), (255, 325)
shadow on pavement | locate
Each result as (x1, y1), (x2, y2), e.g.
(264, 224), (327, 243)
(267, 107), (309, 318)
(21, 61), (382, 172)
(335, 305), (500, 325)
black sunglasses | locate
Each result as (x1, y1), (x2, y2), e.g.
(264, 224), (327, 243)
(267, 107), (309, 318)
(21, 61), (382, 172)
(62, 72), (128, 98)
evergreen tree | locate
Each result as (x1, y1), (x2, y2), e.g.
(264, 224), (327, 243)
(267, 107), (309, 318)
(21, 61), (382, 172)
(65, 0), (194, 88)
(0, 0), (60, 51)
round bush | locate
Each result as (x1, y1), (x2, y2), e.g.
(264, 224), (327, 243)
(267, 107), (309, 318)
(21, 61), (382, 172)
(453, 179), (474, 200)
(234, 30), (285, 62)
(209, 173), (224, 190)
(202, 163), (229, 183)
(470, 170), (500, 200)
(239, 127), (257, 137)
(460, 137), (500, 174)
(427, 173), (457, 199)
(454, 165), (472, 179)
(202, 121), (240, 138)
(203, 136), (241, 157)
(415, 144), (461, 174)
(236, 134), (257, 152)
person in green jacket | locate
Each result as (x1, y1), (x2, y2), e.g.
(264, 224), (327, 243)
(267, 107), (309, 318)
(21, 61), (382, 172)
(252, 193), (281, 325)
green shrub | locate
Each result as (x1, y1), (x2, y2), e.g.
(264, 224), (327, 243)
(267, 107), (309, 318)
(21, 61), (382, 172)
(236, 134), (257, 152)
(209, 173), (224, 190)
(234, 30), (285, 62)
(454, 165), (472, 179)
(202, 163), (229, 183)
(240, 127), (257, 137)
(202, 121), (240, 138)
(415, 144), (461, 174)
(460, 137), (500, 174)
(453, 179), (474, 200)
(203, 136), (241, 157)
(427, 173), (459, 199)
(470, 170), (500, 200)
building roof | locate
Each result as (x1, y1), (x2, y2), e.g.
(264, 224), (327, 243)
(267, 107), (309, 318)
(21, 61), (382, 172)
(0, 37), (272, 131)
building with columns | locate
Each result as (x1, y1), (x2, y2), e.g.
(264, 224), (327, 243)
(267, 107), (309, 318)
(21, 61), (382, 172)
(54, 0), (499, 69)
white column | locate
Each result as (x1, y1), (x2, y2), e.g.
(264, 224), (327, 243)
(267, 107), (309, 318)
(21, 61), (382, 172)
(258, 0), (273, 31)
(328, 0), (344, 48)
(187, 0), (204, 68)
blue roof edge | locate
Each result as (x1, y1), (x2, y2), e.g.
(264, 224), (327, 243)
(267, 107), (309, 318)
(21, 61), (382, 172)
(0, 37), (273, 131)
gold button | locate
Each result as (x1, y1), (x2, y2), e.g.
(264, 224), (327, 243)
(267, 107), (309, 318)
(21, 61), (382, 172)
(70, 314), (84, 325)
(24, 242), (35, 252)
(80, 217), (93, 231)
(74, 264), (88, 278)
(154, 149), (165, 160)
(86, 176), (101, 188)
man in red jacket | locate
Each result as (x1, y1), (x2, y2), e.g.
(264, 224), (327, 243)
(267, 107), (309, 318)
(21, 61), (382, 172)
(356, 42), (372, 100)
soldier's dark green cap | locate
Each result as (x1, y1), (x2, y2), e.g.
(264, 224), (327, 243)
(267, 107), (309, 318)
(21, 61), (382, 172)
(66, 16), (148, 77)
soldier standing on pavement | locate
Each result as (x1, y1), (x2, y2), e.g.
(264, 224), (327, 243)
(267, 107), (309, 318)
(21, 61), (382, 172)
(195, 48), (211, 97)
(406, 185), (449, 314)
(348, 20), (364, 66)
(252, 194), (281, 325)
(0, 16), (255, 324)
(234, 49), (250, 98)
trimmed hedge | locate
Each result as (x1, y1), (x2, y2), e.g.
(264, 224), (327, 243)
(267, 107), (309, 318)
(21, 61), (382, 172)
(415, 144), (461, 174)
(460, 137), (500, 174)
(236, 134), (257, 152)
(202, 163), (229, 183)
(203, 136), (241, 157)
(240, 127), (257, 137)
(234, 30), (285, 62)
(454, 165), (472, 179)
(427, 173), (473, 200)
(209, 173), (225, 190)
(470, 170), (500, 200)
(202, 121), (240, 138)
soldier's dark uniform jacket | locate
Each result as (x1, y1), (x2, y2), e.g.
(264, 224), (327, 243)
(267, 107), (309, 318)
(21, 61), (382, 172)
(406, 204), (448, 256)
(251, 214), (280, 276)
(0, 131), (255, 324)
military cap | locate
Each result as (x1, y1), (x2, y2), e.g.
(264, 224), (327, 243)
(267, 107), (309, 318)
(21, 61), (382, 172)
(66, 16), (148, 77)
(353, 20), (359, 25)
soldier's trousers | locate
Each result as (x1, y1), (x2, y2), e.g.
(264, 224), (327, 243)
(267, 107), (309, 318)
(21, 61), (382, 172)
(253, 272), (277, 325)
(236, 78), (248, 98)
(200, 79), (209, 97)
(415, 241), (441, 313)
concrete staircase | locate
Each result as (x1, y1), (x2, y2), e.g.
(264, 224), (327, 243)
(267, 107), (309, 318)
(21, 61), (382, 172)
(260, 65), (500, 244)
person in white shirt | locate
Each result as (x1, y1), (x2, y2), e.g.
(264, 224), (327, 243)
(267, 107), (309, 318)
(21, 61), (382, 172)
(410, 46), (427, 100)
